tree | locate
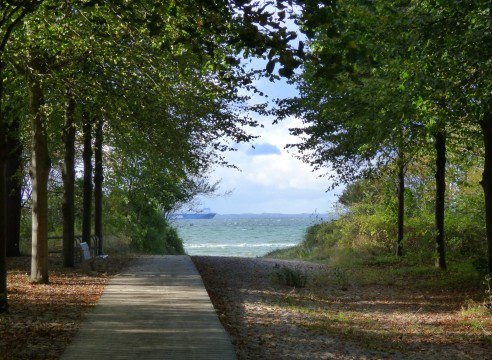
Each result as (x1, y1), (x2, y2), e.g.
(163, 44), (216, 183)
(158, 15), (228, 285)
(4, 70), (27, 258)
(0, 0), (41, 313)
(26, 48), (51, 283)
(81, 110), (93, 249)
(402, 1), (490, 270)
(276, 0), (427, 258)
(61, 90), (76, 267)
(0, 0), (321, 290)
(278, 0), (492, 271)
(94, 117), (104, 255)
(5, 110), (23, 258)
(481, 113), (492, 274)
(396, 148), (405, 257)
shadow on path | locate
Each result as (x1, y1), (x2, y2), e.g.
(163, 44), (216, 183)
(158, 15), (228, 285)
(61, 256), (236, 360)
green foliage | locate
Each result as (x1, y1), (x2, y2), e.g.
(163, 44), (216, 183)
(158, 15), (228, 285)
(6, 0), (313, 266)
(103, 189), (184, 255)
(19, 180), (185, 256)
(274, 0), (492, 273)
(484, 274), (492, 306)
(269, 152), (487, 274)
(472, 257), (489, 279)
(333, 267), (349, 290)
(274, 265), (308, 288)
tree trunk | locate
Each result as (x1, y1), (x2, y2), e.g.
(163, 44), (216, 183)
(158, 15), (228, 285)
(0, 1), (38, 312)
(434, 130), (447, 270)
(396, 155), (405, 257)
(5, 113), (23, 257)
(62, 92), (76, 267)
(94, 117), (104, 255)
(82, 111), (93, 249)
(480, 111), (492, 275)
(0, 59), (8, 312)
(29, 74), (51, 284)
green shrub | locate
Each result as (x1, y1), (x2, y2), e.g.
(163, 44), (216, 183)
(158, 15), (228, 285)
(268, 158), (488, 272)
(103, 190), (185, 255)
(103, 235), (132, 255)
(274, 266), (308, 288)
(333, 267), (349, 290)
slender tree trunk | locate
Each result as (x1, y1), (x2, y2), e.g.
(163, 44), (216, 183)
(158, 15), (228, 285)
(62, 92), (76, 267)
(480, 111), (492, 275)
(434, 130), (447, 270)
(29, 73), (51, 284)
(0, 1), (37, 312)
(0, 58), (8, 312)
(396, 155), (405, 257)
(5, 117), (23, 258)
(82, 111), (93, 249)
(94, 117), (104, 255)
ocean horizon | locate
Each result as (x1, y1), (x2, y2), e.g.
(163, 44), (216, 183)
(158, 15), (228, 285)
(172, 213), (333, 257)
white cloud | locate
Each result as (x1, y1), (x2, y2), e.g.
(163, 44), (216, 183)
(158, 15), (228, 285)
(201, 115), (339, 214)
(197, 70), (342, 214)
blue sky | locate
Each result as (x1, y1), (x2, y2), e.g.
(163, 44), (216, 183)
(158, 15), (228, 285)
(197, 73), (342, 215)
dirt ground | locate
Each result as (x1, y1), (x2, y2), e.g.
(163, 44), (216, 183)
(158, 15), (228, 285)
(1, 255), (491, 359)
(193, 256), (492, 360)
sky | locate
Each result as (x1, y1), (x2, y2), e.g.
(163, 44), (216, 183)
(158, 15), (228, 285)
(195, 72), (343, 215)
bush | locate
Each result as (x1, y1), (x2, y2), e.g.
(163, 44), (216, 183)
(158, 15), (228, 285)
(103, 190), (185, 255)
(274, 266), (308, 288)
(268, 156), (488, 276)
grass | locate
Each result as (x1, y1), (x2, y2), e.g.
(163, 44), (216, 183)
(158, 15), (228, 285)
(273, 265), (308, 288)
(277, 264), (492, 352)
(195, 254), (492, 358)
(263, 241), (492, 354)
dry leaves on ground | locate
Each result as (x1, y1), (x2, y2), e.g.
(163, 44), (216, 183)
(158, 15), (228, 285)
(193, 256), (492, 360)
(0, 255), (133, 360)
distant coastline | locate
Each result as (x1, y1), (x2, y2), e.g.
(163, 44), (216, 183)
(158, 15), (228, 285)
(214, 213), (335, 220)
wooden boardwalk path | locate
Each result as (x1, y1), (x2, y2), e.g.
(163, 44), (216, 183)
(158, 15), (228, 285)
(61, 256), (236, 360)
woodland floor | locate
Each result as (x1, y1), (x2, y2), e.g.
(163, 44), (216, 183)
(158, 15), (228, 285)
(193, 256), (492, 360)
(2, 255), (492, 359)
(1, 255), (133, 360)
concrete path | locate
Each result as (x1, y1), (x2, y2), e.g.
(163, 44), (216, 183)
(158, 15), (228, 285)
(61, 256), (236, 360)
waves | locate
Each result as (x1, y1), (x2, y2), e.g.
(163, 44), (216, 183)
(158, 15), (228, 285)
(174, 215), (316, 257)
(186, 242), (297, 249)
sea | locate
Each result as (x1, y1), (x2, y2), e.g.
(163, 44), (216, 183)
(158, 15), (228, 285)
(172, 213), (330, 257)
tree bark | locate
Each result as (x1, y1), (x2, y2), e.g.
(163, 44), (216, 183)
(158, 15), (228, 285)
(434, 130), (447, 270)
(82, 111), (93, 249)
(62, 92), (76, 267)
(480, 111), (492, 275)
(396, 155), (405, 257)
(0, 0), (39, 311)
(0, 58), (8, 312)
(29, 70), (51, 284)
(94, 117), (104, 255)
(5, 115), (23, 258)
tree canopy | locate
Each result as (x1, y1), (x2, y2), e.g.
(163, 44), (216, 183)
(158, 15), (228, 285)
(2, 0), (491, 315)
(276, 0), (492, 272)
(0, 0), (316, 310)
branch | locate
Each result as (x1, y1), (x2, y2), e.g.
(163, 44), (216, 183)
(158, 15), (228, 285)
(0, 0), (44, 52)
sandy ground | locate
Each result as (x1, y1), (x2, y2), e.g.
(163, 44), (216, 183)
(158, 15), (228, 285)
(192, 256), (492, 360)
